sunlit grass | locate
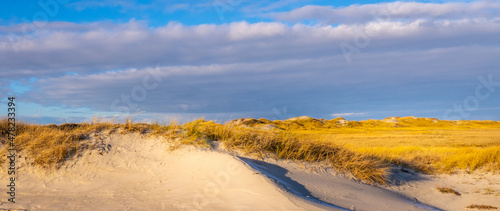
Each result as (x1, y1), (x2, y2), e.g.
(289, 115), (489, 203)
(299, 128), (500, 173)
(226, 116), (500, 174)
(466, 204), (498, 210)
(1, 115), (499, 185)
(199, 121), (390, 184)
(0, 116), (143, 168)
(436, 187), (461, 196)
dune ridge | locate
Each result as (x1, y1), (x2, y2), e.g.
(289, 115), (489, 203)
(1, 116), (500, 210)
(1, 132), (444, 211)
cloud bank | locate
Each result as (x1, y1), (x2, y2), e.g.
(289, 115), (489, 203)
(1, 1), (499, 122)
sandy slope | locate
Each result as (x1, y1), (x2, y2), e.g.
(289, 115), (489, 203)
(239, 158), (439, 211)
(387, 172), (500, 211)
(0, 133), (498, 210)
(0, 133), (331, 211)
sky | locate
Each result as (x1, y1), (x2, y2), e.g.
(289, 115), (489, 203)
(1, 0), (499, 124)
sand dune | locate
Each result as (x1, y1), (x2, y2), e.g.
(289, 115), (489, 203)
(1, 133), (498, 210)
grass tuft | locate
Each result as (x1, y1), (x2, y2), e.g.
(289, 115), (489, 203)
(436, 187), (461, 196)
(0, 116), (145, 168)
(200, 122), (390, 184)
(466, 204), (498, 210)
(2, 116), (500, 185)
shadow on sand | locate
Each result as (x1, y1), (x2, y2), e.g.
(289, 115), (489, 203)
(239, 157), (443, 211)
(239, 157), (351, 210)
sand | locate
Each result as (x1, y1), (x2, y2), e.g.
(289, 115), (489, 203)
(1, 133), (499, 210)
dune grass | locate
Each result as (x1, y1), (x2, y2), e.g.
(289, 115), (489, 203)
(466, 204), (498, 210)
(146, 118), (390, 183)
(250, 116), (500, 174)
(296, 127), (500, 173)
(437, 187), (461, 196)
(0, 117), (149, 168)
(197, 120), (390, 184)
(1, 116), (499, 185)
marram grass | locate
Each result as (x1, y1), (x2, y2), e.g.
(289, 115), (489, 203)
(1, 116), (499, 185)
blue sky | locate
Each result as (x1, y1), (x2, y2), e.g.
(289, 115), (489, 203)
(1, 0), (499, 124)
(0, 0), (401, 25)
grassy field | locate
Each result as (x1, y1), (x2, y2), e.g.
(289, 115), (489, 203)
(288, 118), (500, 174)
(1, 116), (499, 185)
(219, 116), (500, 176)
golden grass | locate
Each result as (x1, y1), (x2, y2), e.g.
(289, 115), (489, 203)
(179, 119), (213, 148)
(197, 120), (390, 184)
(261, 117), (500, 174)
(466, 204), (498, 210)
(1, 116), (499, 185)
(149, 118), (389, 184)
(437, 187), (461, 196)
(300, 129), (500, 174)
(0, 116), (149, 168)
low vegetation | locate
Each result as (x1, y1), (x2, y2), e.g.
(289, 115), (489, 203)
(466, 204), (498, 210)
(198, 120), (390, 184)
(1, 115), (499, 185)
(436, 187), (461, 196)
(263, 116), (500, 174)
(0, 116), (146, 168)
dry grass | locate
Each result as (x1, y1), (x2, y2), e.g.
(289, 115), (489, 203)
(197, 120), (390, 184)
(314, 130), (500, 174)
(250, 117), (500, 174)
(437, 187), (461, 196)
(1, 115), (499, 185)
(179, 119), (213, 148)
(0, 116), (149, 168)
(466, 204), (498, 210)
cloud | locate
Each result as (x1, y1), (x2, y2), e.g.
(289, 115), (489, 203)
(1, 16), (499, 79)
(240, 0), (304, 14)
(67, 1), (207, 16)
(1, 1), (500, 122)
(270, 1), (500, 24)
(19, 45), (500, 120)
(69, 0), (136, 11)
(228, 22), (286, 40)
(164, 3), (190, 13)
(331, 113), (367, 117)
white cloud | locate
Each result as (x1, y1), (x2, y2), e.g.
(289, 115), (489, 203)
(1, 16), (499, 79)
(20, 45), (500, 117)
(69, 0), (136, 11)
(331, 113), (367, 117)
(271, 1), (500, 24)
(164, 3), (190, 13)
(2, 1), (500, 121)
(242, 0), (301, 13)
(228, 22), (287, 40)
